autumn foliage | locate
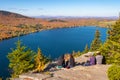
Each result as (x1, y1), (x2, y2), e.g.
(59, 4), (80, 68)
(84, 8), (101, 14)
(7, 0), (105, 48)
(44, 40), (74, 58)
(34, 48), (50, 72)
(0, 10), (115, 40)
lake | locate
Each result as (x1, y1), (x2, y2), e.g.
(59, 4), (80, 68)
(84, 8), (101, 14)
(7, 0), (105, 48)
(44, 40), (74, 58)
(0, 26), (108, 79)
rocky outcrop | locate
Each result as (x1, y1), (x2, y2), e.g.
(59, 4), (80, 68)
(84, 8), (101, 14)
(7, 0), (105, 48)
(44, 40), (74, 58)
(14, 53), (110, 80)
(52, 65), (109, 80)
(15, 65), (110, 80)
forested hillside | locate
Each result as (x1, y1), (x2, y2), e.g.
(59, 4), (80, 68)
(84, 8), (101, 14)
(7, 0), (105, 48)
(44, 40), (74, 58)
(0, 10), (116, 40)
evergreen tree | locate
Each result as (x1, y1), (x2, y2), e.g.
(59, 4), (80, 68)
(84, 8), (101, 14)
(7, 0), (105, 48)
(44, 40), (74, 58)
(7, 40), (35, 77)
(100, 40), (120, 64)
(100, 19), (120, 65)
(108, 20), (120, 43)
(83, 44), (89, 53)
(34, 48), (50, 72)
(90, 30), (102, 51)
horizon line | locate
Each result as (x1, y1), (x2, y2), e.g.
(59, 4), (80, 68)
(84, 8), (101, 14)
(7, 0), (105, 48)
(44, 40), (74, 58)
(0, 10), (119, 18)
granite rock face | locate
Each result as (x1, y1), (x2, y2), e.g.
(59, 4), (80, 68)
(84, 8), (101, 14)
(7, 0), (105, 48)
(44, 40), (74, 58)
(14, 54), (110, 80)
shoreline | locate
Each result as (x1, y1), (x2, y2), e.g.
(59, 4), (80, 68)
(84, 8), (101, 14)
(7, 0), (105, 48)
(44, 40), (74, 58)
(0, 25), (106, 42)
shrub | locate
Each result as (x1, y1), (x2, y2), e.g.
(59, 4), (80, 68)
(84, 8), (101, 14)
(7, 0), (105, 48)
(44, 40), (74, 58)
(72, 51), (82, 58)
(107, 65), (120, 80)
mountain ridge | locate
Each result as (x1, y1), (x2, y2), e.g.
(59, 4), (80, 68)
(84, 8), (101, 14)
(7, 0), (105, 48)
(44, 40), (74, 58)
(0, 10), (30, 18)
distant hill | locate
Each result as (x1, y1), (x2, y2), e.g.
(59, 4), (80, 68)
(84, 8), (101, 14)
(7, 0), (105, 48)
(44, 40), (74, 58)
(33, 15), (118, 20)
(0, 10), (44, 27)
(0, 10), (45, 40)
(0, 10), (30, 18)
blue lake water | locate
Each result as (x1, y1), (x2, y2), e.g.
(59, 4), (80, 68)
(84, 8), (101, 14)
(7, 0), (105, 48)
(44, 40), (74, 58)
(0, 26), (108, 79)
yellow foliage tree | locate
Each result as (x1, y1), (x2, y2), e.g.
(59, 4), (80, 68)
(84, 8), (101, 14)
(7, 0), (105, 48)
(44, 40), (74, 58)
(34, 48), (50, 72)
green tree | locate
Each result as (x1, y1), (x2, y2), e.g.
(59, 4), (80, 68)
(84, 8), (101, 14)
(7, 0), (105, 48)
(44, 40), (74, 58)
(101, 19), (120, 80)
(7, 40), (35, 77)
(83, 44), (89, 53)
(100, 40), (120, 64)
(34, 48), (50, 72)
(90, 30), (102, 51)
(100, 19), (120, 65)
(108, 20), (120, 43)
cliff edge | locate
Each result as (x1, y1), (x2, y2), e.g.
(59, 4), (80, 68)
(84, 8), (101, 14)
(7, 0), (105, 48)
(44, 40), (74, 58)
(14, 54), (110, 80)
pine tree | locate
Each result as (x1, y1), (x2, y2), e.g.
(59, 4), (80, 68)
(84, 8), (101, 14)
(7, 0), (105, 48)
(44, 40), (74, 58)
(83, 44), (89, 53)
(100, 19), (120, 65)
(108, 20), (120, 43)
(34, 48), (50, 72)
(7, 40), (35, 77)
(90, 30), (102, 51)
(105, 19), (120, 80)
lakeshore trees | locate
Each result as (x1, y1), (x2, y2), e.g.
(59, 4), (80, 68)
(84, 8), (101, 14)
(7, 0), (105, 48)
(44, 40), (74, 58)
(90, 30), (102, 51)
(34, 48), (50, 72)
(100, 19), (120, 64)
(98, 19), (120, 80)
(7, 40), (50, 78)
(7, 40), (35, 77)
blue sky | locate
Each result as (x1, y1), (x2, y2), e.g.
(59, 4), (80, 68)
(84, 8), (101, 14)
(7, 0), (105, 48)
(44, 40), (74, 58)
(0, 0), (120, 17)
